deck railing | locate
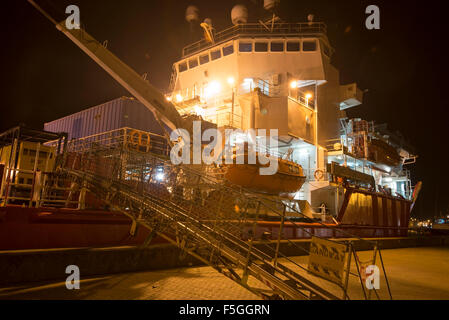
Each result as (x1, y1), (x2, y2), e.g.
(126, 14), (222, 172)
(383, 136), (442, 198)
(183, 22), (327, 57)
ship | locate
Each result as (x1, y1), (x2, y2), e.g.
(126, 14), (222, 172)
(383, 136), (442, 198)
(0, 2), (421, 251)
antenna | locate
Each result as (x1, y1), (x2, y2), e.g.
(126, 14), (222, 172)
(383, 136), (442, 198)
(263, 0), (280, 12)
(308, 14), (315, 26)
(261, 0), (281, 32)
(186, 5), (200, 42)
(185, 5), (200, 24)
(231, 5), (248, 25)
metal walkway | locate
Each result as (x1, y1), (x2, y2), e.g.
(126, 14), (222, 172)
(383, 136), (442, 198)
(59, 146), (340, 300)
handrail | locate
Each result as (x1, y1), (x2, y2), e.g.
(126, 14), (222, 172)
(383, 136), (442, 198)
(182, 22), (328, 57)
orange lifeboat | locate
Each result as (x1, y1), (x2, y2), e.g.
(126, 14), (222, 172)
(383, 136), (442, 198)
(224, 152), (306, 196)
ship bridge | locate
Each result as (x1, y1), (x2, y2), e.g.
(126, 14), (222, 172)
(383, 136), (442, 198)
(172, 22), (333, 93)
(169, 20), (364, 178)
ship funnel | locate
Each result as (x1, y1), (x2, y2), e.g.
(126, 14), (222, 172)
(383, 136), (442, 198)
(231, 5), (248, 25)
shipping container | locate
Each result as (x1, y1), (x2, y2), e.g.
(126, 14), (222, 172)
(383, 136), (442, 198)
(44, 97), (164, 139)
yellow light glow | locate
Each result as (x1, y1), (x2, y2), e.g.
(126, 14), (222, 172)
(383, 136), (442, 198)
(227, 77), (235, 86)
(176, 94), (183, 103)
(204, 81), (221, 98)
(305, 93), (313, 100)
(166, 96), (172, 102)
(193, 105), (205, 117)
(290, 80), (298, 89)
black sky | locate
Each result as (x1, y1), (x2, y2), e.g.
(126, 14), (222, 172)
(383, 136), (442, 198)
(1, 0), (448, 219)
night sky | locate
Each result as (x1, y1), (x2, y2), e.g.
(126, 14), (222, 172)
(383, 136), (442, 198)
(1, 0), (448, 219)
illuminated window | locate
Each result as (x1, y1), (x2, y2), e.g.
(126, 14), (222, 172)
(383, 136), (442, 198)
(255, 42), (268, 52)
(286, 41), (300, 52)
(222, 44), (234, 56)
(303, 40), (317, 52)
(188, 57), (199, 69)
(239, 42), (252, 52)
(179, 62), (188, 72)
(211, 49), (221, 60)
(270, 42), (284, 52)
(199, 54), (210, 65)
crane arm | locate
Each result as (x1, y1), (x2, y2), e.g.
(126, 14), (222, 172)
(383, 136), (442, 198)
(28, 0), (184, 132)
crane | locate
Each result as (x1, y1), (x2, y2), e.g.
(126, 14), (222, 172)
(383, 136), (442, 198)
(27, 0), (186, 134)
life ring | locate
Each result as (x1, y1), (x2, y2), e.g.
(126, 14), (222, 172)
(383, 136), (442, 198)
(314, 169), (324, 181)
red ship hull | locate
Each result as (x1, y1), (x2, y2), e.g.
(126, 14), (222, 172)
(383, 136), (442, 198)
(0, 187), (411, 250)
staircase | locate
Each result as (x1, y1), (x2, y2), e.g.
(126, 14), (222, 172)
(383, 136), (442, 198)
(61, 145), (340, 300)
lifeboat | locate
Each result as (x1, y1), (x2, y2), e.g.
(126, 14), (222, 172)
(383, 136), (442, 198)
(224, 152), (306, 196)
(367, 139), (402, 167)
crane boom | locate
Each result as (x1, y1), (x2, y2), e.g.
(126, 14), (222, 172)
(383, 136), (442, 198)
(28, 0), (184, 132)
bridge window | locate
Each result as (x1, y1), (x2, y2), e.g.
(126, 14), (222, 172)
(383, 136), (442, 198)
(199, 54), (210, 65)
(179, 62), (188, 72)
(222, 44), (234, 56)
(303, 40), (317, 52)
(211, 49), (221, 60)
(239, 42), (253, 52)
(255, 42), (268, 52)
(286, 41), (300, 52)
(270, 42), (284, 52)
(188, 57), (199, 69)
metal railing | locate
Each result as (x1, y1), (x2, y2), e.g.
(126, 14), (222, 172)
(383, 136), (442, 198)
(183, 22), (328, 57)
(46, 127), (170, 157)
(288, 88), (315, 109)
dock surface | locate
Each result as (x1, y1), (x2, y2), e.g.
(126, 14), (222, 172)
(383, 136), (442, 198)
(1, 246), (449, 300)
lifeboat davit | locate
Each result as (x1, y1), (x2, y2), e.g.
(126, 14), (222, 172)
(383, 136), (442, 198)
(224, 152), (306, 196)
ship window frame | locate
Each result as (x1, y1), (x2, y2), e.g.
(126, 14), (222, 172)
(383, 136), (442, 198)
(254, 42), (268, 52)
(199, 53), (210, 65)
(210, 49), (222, 61)
(188, 57), (199, 69)
(179, 62), (188, 73)
(286, 41), (301, 52)
(303, 40), (317, 52)
(270, 41), (285, 52)
(239, 41), (253, 53)
(222, 44), (234, 56)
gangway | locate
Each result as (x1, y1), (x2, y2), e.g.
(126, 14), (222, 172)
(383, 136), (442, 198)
(62, 144), (340, 300)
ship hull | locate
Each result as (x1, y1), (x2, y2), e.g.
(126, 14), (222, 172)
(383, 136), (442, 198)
(0, 187), (411, 250)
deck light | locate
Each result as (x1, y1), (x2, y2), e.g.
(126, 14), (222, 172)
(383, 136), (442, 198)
(290, 80), (298, 89)
(176, 94), (183, 103)
(205, 81), (221, 98)
(227, 77), (235, 86)
(305, 93), (313, 100)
